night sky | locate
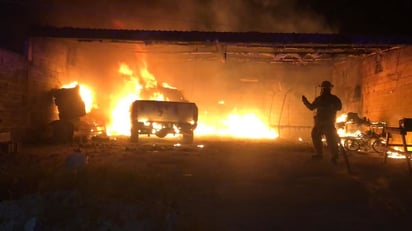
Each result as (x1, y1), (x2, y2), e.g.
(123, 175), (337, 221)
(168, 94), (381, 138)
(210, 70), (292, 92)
(1, 0), (411, 53)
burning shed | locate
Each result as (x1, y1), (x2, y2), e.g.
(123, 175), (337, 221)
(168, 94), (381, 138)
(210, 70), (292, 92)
(12, 27), (412, 143)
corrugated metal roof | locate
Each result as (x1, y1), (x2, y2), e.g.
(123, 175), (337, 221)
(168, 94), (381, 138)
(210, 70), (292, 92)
(29, 26), (412, 63)
(30, 26), (412, 45)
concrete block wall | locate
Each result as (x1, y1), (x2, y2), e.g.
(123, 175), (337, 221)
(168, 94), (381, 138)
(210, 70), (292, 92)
(332, 46), (412, 147)
(362, 47), (412, 148)
(0, 38), (76, 143)
(361, 47), (412, 125)
(25, 38), (70, 142)
(331, 58), (363, 115)
(0, 49), (28, 141)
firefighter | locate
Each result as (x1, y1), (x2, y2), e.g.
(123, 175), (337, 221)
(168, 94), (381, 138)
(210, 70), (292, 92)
(302, 80), (342, 164)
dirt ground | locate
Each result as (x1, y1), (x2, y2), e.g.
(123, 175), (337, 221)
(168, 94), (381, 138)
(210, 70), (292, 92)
(1, 137), (412, 230)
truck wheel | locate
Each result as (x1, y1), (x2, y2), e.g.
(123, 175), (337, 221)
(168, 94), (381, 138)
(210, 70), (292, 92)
(155, 129), (168, 138)
(182, 130), (194, 144)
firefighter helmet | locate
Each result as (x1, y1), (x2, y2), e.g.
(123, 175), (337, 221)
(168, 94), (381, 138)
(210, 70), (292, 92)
(319, 80), (334, 88)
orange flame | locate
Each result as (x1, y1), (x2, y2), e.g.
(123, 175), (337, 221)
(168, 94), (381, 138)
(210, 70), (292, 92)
(61, 81), (95, 113)
(68, 61), (279, 140)
(196, 109), (278, 139)
(106, 63), (141, 136)
(140, 61), (157, 88)
(386, 147), (407, 159)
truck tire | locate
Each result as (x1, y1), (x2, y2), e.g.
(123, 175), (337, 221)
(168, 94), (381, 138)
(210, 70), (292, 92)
(182, 130), (194, 144)
(155, 129), (168, 138)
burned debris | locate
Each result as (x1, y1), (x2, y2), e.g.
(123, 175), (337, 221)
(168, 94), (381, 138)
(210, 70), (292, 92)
(50, 85), (87, 143)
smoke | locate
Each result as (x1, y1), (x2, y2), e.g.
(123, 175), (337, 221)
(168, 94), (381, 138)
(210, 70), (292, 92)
(26, 0), (334, 33)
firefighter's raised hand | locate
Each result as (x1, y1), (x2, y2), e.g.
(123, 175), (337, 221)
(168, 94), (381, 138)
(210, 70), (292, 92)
(302, 95), (308, 104)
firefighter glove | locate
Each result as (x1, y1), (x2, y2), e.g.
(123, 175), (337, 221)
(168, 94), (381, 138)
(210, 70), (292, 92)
(302, 95), (308, 103)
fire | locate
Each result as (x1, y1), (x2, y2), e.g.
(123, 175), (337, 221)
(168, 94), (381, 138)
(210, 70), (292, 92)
(336, 113), (408, 159)
(106, 62), (171, 136)
(61, 81), (95, 113)
(386, 147), (407, 159)
(139, 61), (157, 88)
(196, 110), (278, 139)
(68, 61), (278, 140)
(107, 94), (139, 136)
(162, 82), (177, 89)
(336, 113), (360, 137)
(106, 63), (142, 136)
(336, 114), (347, 123)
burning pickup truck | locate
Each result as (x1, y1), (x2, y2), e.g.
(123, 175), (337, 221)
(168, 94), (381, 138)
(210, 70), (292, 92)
(130, 100), (198, 143)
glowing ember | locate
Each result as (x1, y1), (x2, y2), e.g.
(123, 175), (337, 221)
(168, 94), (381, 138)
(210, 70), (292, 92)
(61, 81), (95, 113)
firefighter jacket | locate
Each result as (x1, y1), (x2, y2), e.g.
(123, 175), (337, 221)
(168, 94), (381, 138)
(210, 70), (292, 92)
(302, 92), (342, 124)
